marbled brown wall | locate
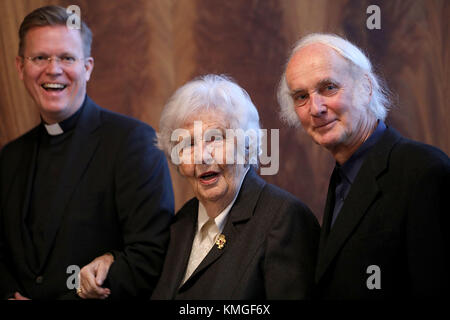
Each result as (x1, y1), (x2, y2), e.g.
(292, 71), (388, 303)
(1, 0), (448, 224)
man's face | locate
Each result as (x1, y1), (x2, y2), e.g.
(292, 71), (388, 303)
(285, 43), (372, 156)
(16, 25), (94, 124)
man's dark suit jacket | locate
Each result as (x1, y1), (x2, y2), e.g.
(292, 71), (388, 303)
(316, 126), (450, 299)
(0, 96), (174, 299)
(152, 168), (320, 299)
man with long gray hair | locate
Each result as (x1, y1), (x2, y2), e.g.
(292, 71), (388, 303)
(278, 33), (449, 299)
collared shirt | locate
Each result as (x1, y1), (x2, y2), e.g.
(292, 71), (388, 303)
(330, 120), (386, 228)
(181, 166), (250, 285)
(42, 97), (85, 136)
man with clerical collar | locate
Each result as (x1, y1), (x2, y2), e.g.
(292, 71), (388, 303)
(42, 98), (84, 136)
(0, 5), (174, 300)
(278, 33), (449, 298)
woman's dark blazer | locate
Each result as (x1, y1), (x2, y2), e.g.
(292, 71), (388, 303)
(152, 168), (320, 300)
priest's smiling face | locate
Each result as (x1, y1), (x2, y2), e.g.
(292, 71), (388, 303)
(15, 25), (94, 124)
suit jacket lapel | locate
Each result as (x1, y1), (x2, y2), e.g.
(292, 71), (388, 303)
(315, 167), (337, 281)
(315, 127), (402, 283)
(39, 96), (101, 271)
(167, 199), (198, 297)
(179, 168), (265, 291)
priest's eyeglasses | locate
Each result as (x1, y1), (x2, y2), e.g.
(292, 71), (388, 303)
(24, 55), (86, 67)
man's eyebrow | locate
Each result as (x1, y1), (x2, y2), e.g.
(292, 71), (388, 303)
(289, 78), (341, 97)
(27, 51), (77, 57)
(316, 78), (341, 88)
(289, 88), (307, 97)
(27, 51), (47, 56)
(59, 51), (78, 56)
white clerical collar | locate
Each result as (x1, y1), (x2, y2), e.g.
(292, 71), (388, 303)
(197, 166), (250, 233)
(44, 123), (64, 136)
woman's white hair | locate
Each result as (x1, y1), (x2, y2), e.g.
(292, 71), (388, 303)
(277, 33), (391, 127)
(158, 74), (262, 165)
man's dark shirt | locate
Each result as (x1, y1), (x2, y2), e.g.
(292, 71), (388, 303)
(331, 120), (387, 227)
(26, 103), (84, 269)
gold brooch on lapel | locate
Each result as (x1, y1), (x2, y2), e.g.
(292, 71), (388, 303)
(215, 234), (226, 249)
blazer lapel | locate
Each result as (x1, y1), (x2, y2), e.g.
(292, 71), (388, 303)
(38, 97), (101, 271)
(167, 200), (198, 297)
(184, 219), (236, 286)
(315, 127), (402, 283)
(179, 168), (265, 290)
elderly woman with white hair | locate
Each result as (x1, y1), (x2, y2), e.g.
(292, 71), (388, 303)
(151, 74), (319, 299)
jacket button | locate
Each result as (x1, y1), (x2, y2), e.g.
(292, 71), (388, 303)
(36, 276), (44, 284)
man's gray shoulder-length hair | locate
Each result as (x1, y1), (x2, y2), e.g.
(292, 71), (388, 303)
(277, 33), (391, 127)
(158, 74), (262, 165)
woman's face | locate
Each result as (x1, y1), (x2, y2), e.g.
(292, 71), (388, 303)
(177, 112), (247, 208)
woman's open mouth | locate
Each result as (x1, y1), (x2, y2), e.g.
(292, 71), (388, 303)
(198, 171), (219, 185)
